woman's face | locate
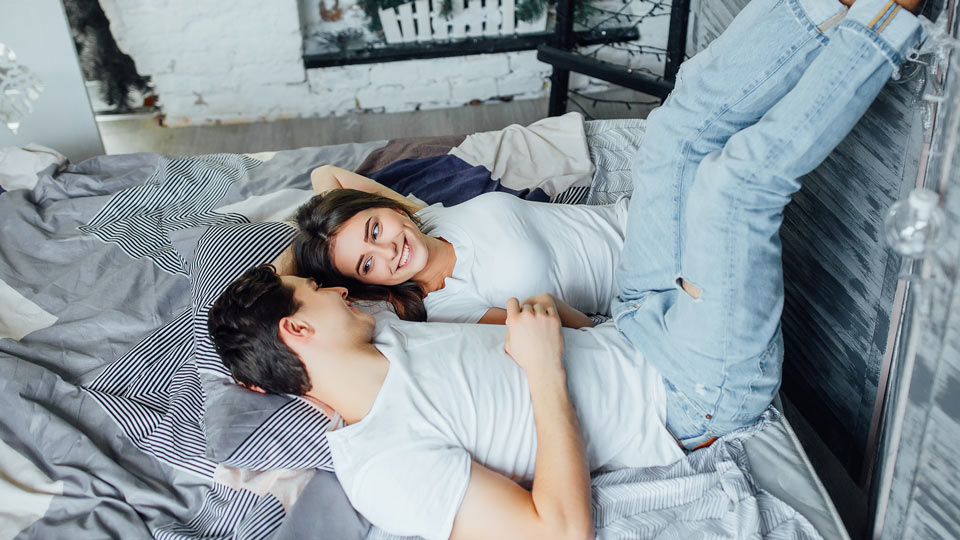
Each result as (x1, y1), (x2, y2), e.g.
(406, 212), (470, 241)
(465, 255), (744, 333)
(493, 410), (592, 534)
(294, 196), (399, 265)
(330, 207), (429, 286)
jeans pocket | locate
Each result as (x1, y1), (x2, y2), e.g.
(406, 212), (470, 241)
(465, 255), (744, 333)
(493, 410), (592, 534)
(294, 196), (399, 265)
(663, 379), (713, 441)
(611, 293), (651, 326)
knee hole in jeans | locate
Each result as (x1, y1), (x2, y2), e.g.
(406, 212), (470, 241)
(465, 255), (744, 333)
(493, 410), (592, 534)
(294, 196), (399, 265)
(676, 277), (702, 300)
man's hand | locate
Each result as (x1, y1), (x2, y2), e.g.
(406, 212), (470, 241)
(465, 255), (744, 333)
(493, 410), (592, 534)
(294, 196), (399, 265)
(451, 293), (593, 540)
(504, 295), (564, 375)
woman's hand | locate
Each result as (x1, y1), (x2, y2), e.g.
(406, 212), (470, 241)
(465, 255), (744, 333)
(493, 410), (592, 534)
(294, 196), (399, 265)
(504, 295), (564, 375)
(309, 164), (424, 213)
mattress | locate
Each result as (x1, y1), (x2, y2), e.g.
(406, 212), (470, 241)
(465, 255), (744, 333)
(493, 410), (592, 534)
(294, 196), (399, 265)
(746, 397), (850, 540)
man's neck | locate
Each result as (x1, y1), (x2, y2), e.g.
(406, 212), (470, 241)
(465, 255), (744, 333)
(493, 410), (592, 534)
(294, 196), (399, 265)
(306, 343), (389, 426)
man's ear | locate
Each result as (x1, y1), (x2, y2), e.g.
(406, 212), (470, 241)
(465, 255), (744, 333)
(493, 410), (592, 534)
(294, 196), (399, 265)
(240, 382), (267, 394)
(278, 315), (314, 342)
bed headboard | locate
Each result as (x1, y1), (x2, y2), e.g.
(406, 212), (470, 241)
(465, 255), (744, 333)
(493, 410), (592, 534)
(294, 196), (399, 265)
(689, 0), (936, 482)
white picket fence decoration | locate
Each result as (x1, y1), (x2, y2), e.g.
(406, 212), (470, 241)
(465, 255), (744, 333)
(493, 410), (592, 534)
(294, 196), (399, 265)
(378, 0), (547, 44)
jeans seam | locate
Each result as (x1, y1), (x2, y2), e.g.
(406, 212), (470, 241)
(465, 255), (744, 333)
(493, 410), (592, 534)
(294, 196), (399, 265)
(731, 328), (782, 422)
(684, 29), (821, 174)
(838, 19), (906, 73)
(714, 190), (736, 416)
(789, 0), (832, 45)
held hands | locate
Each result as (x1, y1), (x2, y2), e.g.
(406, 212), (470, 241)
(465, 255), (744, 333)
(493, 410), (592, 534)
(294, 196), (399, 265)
(504, 294), (564, 375)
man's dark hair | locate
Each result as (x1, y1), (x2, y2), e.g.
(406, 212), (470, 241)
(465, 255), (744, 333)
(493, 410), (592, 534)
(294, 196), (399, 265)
(294, 189), (427, 322)
(208, 264), (311, 395)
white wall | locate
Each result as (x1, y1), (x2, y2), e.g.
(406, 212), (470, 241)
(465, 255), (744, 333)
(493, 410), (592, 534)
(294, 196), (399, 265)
(0, 0), (103, 160)
(99, 0), (669, 126)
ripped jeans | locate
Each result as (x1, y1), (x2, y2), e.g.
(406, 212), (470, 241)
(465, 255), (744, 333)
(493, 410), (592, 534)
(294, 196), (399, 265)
(612, 0), (922, 448)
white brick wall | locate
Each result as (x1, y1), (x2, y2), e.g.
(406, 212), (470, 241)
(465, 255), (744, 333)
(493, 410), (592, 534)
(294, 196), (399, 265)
(98, 0), (670, 126)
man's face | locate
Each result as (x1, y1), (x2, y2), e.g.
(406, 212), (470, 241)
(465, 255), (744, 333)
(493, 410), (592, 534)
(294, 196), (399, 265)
(280, 275), (376, 346)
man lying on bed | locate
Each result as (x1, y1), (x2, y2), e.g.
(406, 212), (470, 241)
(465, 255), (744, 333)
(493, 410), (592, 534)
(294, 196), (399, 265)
(208, 0), (921, 536)
(209, 267), (680, 539)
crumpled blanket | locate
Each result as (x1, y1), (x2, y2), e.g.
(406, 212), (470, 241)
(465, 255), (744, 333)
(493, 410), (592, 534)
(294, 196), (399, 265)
(366, 409), (823, 540)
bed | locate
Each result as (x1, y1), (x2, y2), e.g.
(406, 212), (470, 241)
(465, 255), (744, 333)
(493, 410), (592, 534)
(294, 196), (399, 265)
(0, 114), (846, 539)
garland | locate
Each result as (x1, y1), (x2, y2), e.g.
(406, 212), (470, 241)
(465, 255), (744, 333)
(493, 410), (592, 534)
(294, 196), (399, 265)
(63, 0), (153, 112)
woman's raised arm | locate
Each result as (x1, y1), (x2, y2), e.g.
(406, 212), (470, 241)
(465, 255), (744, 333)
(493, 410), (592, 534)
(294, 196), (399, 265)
(310, 165), (425, 213)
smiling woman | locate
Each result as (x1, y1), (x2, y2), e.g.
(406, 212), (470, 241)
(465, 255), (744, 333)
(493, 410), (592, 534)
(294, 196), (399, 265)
(292, 165), (626, 328)
(293, 189), (437, 322)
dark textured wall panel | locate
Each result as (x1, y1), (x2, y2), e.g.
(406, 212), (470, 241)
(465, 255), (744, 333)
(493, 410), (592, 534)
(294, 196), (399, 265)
(780, 79), (924, 473)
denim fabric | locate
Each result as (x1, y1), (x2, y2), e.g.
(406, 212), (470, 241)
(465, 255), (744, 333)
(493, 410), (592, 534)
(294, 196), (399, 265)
(613, 0), (922, 448)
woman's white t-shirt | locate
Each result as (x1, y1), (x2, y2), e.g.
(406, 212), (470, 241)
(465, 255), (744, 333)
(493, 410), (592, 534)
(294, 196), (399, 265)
(416, 192), (629, 322)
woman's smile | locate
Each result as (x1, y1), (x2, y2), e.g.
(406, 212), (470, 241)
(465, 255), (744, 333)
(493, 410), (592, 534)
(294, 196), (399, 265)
(398, 240), (411, 270)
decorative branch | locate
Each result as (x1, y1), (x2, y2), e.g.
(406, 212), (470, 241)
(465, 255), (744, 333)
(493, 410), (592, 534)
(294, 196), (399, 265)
(63, 0), (153, 112)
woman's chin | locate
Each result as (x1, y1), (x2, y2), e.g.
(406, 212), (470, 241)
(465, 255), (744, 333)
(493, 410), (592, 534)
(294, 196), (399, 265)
(404, 260), (427, 282)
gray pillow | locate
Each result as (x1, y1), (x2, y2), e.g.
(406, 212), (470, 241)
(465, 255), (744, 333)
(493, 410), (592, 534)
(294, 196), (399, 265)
(273, 471), (370, 539)
(184, 220), (336, 470)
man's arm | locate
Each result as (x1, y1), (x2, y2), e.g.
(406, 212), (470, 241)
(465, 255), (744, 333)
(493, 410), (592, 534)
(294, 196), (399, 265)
(450, 295), (594, 540)
(309, 165), (425, 213)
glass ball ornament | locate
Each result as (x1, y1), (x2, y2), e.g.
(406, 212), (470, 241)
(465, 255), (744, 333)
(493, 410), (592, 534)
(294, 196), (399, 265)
(883, 188), (945, 258)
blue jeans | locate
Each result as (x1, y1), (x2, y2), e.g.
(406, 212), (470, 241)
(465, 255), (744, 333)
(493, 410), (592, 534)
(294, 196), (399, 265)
(613, 0), (922, 448)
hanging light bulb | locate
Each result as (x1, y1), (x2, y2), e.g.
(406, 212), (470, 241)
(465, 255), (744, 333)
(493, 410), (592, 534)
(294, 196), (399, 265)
(883, 188), (946, 258)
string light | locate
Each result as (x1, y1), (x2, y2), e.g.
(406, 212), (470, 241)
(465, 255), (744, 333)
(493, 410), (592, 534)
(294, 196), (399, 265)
(559, 0), (685, 110)
(566, 94), (597, 120)
(575, 0), (680, 66)
(568, 88), (661, 111)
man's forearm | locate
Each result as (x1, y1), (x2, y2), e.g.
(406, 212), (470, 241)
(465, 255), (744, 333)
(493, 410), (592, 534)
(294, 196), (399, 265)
(527, 367), (594, 539)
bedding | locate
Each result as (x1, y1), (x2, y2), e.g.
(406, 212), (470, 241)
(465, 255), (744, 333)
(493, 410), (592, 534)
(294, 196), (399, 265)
(1, 114), (830, 539)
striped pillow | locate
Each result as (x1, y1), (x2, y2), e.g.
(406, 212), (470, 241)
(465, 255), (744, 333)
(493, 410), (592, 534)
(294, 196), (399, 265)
(191, 221), (336, 471)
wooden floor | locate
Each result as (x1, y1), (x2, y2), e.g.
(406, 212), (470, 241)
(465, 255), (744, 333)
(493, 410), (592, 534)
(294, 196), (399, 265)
(97, 89), (659, 155)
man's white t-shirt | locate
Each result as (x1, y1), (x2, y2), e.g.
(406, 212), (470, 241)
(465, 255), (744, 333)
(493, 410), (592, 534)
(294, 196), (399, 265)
(417, 192), (629, 323)
(326, 313), (682, 540)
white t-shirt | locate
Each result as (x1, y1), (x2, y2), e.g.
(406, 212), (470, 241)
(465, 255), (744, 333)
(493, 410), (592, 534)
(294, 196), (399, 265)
(326, 313), (682, 540)
(417, 192), (629, 323)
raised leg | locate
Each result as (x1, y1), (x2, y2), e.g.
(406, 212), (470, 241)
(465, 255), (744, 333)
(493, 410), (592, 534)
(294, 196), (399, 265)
(614, 0), (846, 304)
(617, 0), (923, 447)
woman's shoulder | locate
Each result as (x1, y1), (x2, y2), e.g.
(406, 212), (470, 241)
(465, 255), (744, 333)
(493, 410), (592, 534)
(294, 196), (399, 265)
(414, 202), (447, 232)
